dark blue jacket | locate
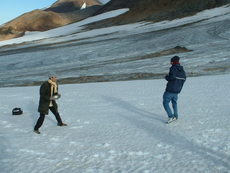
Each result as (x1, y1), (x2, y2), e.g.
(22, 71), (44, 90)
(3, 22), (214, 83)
(165, 64), (186, 93)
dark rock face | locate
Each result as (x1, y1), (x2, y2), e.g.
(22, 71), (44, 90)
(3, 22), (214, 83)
(47, 1), (82, 13)
(94, 0), (230, 25)
(46, 0), (101, 13)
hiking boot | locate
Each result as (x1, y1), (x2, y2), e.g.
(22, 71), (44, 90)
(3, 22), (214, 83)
(34, 130), (41, 134)
(57, 123), (67, 126)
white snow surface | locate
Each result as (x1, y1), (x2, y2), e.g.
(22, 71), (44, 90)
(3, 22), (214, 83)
(0, 5), (230, 172)
(0, 74), (230, 173)
(99, 0), (110, 4)
(80, 2), (87, 10)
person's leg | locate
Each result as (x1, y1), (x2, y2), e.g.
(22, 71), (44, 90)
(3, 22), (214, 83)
(34, 113), (45, 131)
(49, 106), (64, 125)
(171, 94), (178, 119)
(163, 92), (173, 118)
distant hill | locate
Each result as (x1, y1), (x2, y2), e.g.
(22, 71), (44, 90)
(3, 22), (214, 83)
(0, 0), (102, 41)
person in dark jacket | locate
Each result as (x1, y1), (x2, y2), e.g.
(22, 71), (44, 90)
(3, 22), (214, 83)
(34, 75), (67, 134)
(163, 56), (186, 123)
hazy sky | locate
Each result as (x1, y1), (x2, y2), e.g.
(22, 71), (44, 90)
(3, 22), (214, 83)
(0, 0), (110, 25)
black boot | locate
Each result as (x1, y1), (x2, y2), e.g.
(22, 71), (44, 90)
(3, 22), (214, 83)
(33, 129), (41, 134)
(57, 123), (67, 126)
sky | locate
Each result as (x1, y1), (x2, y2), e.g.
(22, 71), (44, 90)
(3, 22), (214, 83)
(0, 0), (110, 25)
(0, 0), (56, 25)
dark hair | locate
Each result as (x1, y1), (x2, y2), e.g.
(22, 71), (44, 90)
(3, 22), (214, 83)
(171, 56), (180, 62)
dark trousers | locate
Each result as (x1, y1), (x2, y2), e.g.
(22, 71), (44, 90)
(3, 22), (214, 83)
(34, 106), (63, 130)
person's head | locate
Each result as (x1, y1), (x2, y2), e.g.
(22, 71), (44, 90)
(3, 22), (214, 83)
(49, 72), (57, 82)
(49, 76), (57, 82)
(170, 56), (180, 65)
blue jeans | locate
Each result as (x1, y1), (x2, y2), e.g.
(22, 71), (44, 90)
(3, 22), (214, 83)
(163, 91), (178, 118)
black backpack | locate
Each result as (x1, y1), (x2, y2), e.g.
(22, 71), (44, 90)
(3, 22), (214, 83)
(12, 108), (23, 115)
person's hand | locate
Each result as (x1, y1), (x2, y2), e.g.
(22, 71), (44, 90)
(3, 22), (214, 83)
(50, 93), (61, 100)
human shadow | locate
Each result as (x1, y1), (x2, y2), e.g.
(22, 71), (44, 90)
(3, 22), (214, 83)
(27, 99), (38, 126)
(0, 136), (12, 172)
(102, 95), (230, 170)
(102, 95), (165, 124)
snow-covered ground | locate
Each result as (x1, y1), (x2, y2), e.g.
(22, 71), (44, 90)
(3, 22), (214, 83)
(0, 5), (230, 87)
(0, 2), (230, 172)
(0, 73), (229, 173)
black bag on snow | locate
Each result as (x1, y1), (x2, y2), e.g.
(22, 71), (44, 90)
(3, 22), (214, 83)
(12, 108), (23, 115)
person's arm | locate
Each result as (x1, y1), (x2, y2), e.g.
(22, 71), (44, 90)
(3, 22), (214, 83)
(165, 67), (176, 81)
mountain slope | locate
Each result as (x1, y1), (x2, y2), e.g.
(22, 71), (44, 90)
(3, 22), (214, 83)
(0, 0), (102, 41)
(1, 0), (230, 41)
(0, 5), (229, 87)
(92, 0), (230, 26)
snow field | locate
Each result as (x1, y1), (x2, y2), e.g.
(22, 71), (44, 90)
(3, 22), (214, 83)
(0, 3), (230, 173)
(0, 74), (230, 173)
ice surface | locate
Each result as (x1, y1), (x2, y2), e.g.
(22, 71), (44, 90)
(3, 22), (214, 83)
(0, 74), (229, 172)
